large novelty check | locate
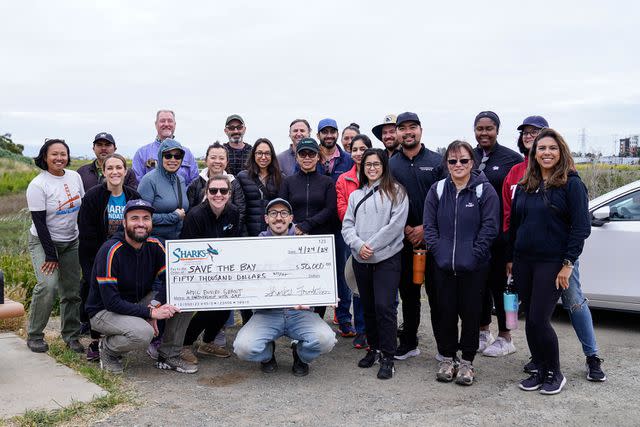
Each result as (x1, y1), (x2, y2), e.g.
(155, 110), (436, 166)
(165, 235), (337, 311)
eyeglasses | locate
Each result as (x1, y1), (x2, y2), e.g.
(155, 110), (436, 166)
(447, 158), (472, 165)
(364, 162), (382, 169)
(297, 151), (317, 159)
(226, 125), (244, 131)
(208, 187), (230, 195)
(163, 153), (184, 160)
(255, 151), (272, 158)
(267, 210), (291, 218)
(478, 155), (489, 171)
(522, 129), (540, 137)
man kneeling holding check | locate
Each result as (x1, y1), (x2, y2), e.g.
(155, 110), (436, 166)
(233, 198), (337, 376)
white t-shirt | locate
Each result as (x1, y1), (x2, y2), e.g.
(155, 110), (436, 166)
(27, 169), (85, 242)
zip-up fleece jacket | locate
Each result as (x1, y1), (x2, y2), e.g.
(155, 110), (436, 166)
(336, 165), (359, 221)
(85, 233), (166, 319)
(390, 145), (444, 226)
(180, 202), (241, 240)
(342, 182), (409, 264)
(501, 158), (528, 232)
(508, 172), (590, 264)
(278, 170), (337, 235)
(423, 170), (499, 273)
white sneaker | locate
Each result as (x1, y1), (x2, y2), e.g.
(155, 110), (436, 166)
(477, 330), (495, 353)
(435, 352), (445, 362)
(482, 336), (516, 357)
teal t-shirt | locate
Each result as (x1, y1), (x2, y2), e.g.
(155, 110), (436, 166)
(107, 192), (127, 237)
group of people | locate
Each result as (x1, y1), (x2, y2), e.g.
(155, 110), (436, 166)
(24, 109), (606, 393)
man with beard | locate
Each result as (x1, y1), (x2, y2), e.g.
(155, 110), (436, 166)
(277, 119), (311, 176)
(85, 199), (180, 374)
(132, 110), (199, 185)
(372, 114), (400, 158)
(389, 112), (444, 360)
(223, 114), (253, 176)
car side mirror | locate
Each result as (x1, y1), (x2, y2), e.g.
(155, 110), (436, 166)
(592, 206), (610, 220)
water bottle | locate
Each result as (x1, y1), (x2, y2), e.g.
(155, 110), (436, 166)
(503, 275), (518, 330)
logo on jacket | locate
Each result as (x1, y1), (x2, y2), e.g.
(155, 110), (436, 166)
(465, 202), (475, 208)
(419, 167), (434, 171)
(492, 166), (500, 170)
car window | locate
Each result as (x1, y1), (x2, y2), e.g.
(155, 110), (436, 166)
(609, 189), (640, 221)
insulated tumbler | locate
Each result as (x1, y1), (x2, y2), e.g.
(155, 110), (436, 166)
(412, 249), (426, 285)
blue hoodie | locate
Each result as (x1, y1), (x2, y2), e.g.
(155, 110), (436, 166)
(137, 139), (189, 241)
(423, 170), (499, 273)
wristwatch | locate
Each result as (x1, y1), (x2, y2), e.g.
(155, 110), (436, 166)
(562, 259), (574, 268)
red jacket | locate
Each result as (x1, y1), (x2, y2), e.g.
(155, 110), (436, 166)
(336, 165), (359, 221)
(501, 158), (528, 232)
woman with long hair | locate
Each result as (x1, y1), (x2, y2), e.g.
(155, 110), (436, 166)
(507, 128), (591, 395)
(342, 148), (408, 380)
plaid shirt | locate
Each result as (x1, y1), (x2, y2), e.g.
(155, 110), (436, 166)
(224, 142), (253, 176)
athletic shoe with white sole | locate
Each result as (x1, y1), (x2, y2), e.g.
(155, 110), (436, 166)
(477, 330), (495, 353)
(482, 336), (516, 357)
(539, 371), (566, 395)
(394, 342), (420, 360)
(586, 355), (607, 382)
(156, 355), (198, 374)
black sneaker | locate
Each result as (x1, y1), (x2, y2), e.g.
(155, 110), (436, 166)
(519, 371), (544, 391)
(261, 341), (278, 374)
(358, 349), (379, 368)
(539, 370), (566, 395)
(86, 340), (100, 362)
(523, 357), (539, 374)
(66, 339), (85, 353)
(27, 338), (49, 353)
(394, 341), (420, 360)
(352, 333), (368, 349)
(291, 342), (309, 377)
(586, 355), (607, 382)
(377, 356), (395, 380)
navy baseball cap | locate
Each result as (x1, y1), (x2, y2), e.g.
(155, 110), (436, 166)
(318, 118), (338, 132)
(123, 199), (155, 216)
(265, 198), (293, 214)
(517, 115), (549, 131)
(296, 137), (319, 153)
(396, 112), (421, 126)
(93, 132), (115, 145)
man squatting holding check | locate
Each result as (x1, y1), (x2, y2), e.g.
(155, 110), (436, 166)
(233, 198), (337, 376)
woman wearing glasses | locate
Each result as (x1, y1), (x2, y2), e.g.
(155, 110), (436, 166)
(138, 139), (190, 242)
(342, 148), (408, 380)
(179, 175), (241, 364)
(424, 140), (499, 385)
(237, 138), (284, 237)
(472, 111), (523, 358)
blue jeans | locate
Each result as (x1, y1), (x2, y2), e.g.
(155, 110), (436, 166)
(560, 261), (599, 356)
(233, 309), (337, 364)
(335, 232), (353, 325)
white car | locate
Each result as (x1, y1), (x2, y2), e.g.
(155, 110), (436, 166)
(580, 179), (640, 312)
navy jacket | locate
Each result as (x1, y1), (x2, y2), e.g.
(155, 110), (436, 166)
(316, 146), (354, 182)
(390, 144), (444, 226)
(508, 172), (591, 264)
(424, 171), (499, 273)
(236, 170), (280, 236)
(85, 233), (166, 319)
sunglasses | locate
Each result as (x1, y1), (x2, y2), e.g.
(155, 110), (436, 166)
(297, 151), (317, 159)
(163, 152), (184, 160)
(447, 158), (472, 165)
(226, 125), (244, 131)
(478, 155), (490, 171)
(208, 187), (230, 195)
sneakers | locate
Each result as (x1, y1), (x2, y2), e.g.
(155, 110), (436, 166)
(523, 357), (539, 374)
(436, 357), (458, 382)
(586, 355), (607, 382)
(519, 371), (544, 391)
(180, 346), (199, 364)
(197, 341), (231, 358)
(435, 353), (445, 362)
(291, 342), (309, 377)
(261, 341), (278, 374)
(99, 341), (123, 375)
(338, 322), (356, 338)
(156, 355), (198, 374)
(147, 339), (161, 360)
(353, 333), (368, 349)
(539, 371), (567, 395)
(86, 340), (100, 362)
(358, 349), (380, 368)
(213, 328), (226, 347)
(66, 339), (85, 354)
(79, 321), (91, 336)
(482, 336), (516, 357)
(332, 311), (339, 325)
(477, 330), (495, 353)
(394, 342), (420, 360)
(377, 356), (395, 380)
(455, 359), (475, 386)
(27, 338), (49, 353)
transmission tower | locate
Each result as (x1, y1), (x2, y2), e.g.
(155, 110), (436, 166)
(579, 128), (587, 155)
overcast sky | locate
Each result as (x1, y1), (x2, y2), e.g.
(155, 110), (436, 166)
(2, 0), (639, 158)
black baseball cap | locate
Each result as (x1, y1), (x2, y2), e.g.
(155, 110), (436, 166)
(396, 112), (421, 126)
(296, 137), (319, 153)
(93, 132), (115, 145)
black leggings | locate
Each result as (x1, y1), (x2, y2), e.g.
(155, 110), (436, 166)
(480, 240), (508, 332)
(514, 260), (563, 373)
(183, 310), (231, 346)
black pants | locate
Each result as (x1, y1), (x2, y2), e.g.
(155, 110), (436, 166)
(514, 260), (563, 373)
(353, 253), (401, 357)
(398, 242), (437, 347)
(183, 310), (231, 346)
(433, 266), (487, 362)
(480, 240), (508, 332)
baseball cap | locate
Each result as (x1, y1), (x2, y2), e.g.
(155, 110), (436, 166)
(318, 118), (338, 132)
(93, 132), (115, 145)
(265, 198), (293, 214)
(225, 114), (245, 125)
(396, 112), (421, 126)
(123, 199), (155, 216)
(372, 114), (398, 141)
(296, 137), (319, 153)
(517, 115), (549, 131)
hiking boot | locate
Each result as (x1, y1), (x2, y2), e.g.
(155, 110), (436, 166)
(519, 371), (544, 391)
(394, 341), (420, 360)
(261, 341), (278, 373)
(86, 340), (100, 362)
(586, 355), (607, 382)
(66, 339), (85, 354)
(436, 357), (458, 382)
(358, 349), (379, 368)
(523, 357), (539, 374)
(455, 359), (475, 386)
(353, 333), (368, 349)
(99, 341), (123, 374)
(291, 342), (309, 377)
(27, 338), (49, 353)
(477, 330), (495, 353)
(482, 336), (516, 357)
(197, 341), (231, 358)
(338, 322), (356, 338)
(156, 355), (198, 374)
(147, 339), (161, 360)
(539, 371), (566, 395)
(180, 346), (199, 364)
(377, 356), (395, 380)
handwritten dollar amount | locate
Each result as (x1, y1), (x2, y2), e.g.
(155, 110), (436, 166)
(296, 262), (331, 270)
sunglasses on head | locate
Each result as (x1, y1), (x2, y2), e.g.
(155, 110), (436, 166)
(447, 158), (472, 165)
(208, 187), (230, 195)
(163, 152), (184, 160)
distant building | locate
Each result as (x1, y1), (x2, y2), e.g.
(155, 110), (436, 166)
(619, 135), (639, 156)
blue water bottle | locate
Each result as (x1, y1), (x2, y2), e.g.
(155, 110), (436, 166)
(503, 276), (518, 330)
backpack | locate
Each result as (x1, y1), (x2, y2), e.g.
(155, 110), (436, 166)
(436, 178), (483, 200)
